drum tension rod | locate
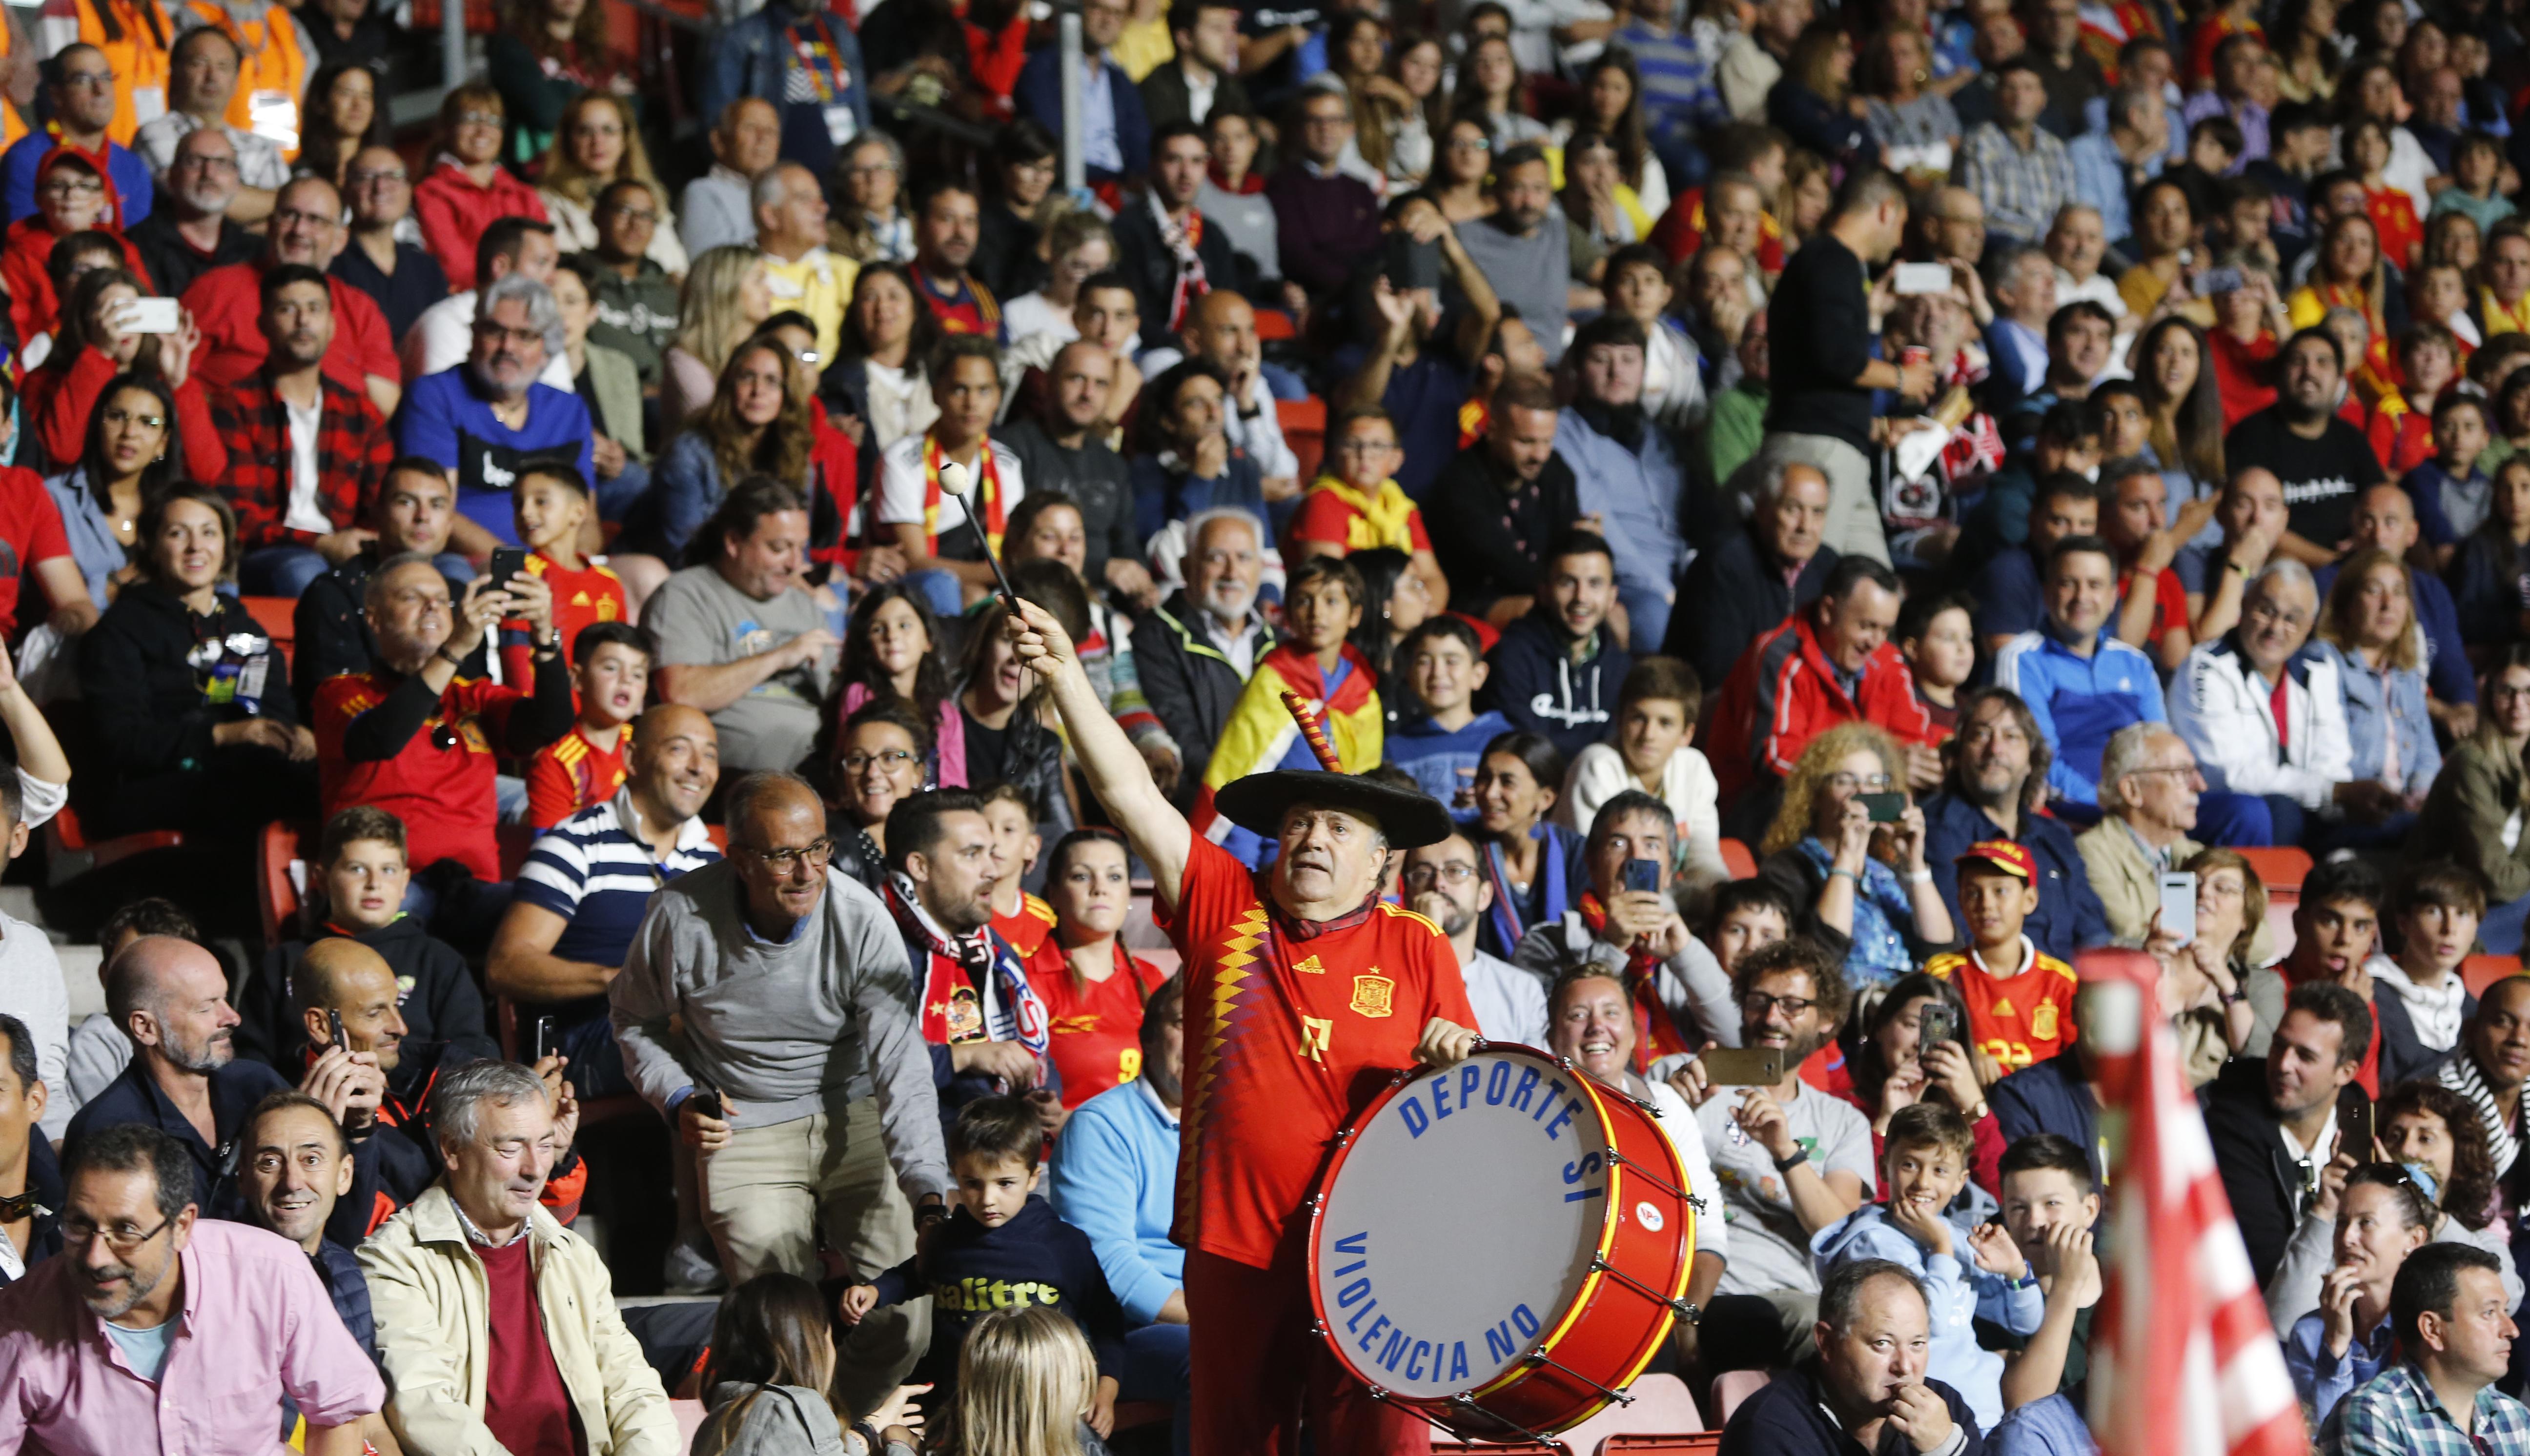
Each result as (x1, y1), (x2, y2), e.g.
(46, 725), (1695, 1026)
(1443, 1394), (1560, 1447)
(1526, 1347), (1636, 1408)
(1592, 1255), (1703, 1323)
(1605, 1148), (1708, 1213)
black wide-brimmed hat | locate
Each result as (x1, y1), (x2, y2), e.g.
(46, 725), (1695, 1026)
(1213, 770), (1455, 849)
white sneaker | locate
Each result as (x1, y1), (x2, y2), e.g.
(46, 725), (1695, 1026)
(662, 1239), (726, 1294)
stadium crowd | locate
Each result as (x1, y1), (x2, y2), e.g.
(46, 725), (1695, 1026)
(17, 0), (2530, 1447)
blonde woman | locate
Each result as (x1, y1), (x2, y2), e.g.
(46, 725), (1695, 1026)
(2313, 548), (2440, 820)
(662, 246), (774, 432)
(534, 92), (689, 274)
(1756, 721), (1954, 991)
(938, 1306), (1103, 1456)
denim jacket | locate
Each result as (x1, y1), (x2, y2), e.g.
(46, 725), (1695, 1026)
(701, 4), (871, 144)
(2318, 639), (2441, 797)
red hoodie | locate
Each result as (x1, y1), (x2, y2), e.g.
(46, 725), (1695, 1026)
(1, 146), (152, 352)
(1707, 609), (1941, 809)
(411, 157), (550, 291)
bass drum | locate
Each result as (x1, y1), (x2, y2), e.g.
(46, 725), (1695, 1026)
(1305, 1045), (1698, 1440)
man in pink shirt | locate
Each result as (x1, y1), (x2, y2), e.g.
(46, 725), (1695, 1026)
(0, 1123), (384, 1455)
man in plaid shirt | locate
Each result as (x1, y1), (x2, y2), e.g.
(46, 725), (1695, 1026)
(209, 263), (395, 599)
(2322, 1244), (2530, 1456)
(1957, 61), (2076, 245)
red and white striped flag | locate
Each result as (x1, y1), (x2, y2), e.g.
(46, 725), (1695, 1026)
(2081, 948), (2308, 1456)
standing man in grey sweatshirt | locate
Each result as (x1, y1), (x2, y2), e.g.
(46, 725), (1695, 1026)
(611, 770), (951, 1410)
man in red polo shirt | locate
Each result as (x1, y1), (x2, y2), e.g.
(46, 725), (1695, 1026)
(311, 556), (574, 952)
(181, 174), (402, 420)
(1004, 594), (1479, 1456)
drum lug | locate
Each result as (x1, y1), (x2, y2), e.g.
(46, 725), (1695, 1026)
(1593, 1254), (1705, 1322)
(1527, 1347), (1635, 1408)
(1446, 1395), (1558, 1447)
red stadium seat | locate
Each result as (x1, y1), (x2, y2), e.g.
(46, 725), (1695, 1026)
(42, 804), (184, 889)
(241, 595), (296, 670)
(1280, 396), (1327, 485)
(1712, 1370), (1771, 1425)
(2465, 954), (2520, 997)
(1254, 309), (1297, 340)
(1558, 1373), (1703, 1453)
(1718, 838), (1758, 879)
(2239, 847), (2312, 900)
(257, 820), (316, 948)
(1601, 1436), (1722, 1456)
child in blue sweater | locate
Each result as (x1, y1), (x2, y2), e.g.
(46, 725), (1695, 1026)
(840, 1096), (1128, 1432)
(1385, 616), (1513, 823)
(1810, 1103), (2045, 1432)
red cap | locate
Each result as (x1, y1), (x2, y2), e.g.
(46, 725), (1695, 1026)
(1954, 840), (2035, 880)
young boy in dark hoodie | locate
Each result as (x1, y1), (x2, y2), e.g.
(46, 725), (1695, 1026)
(839, 1095), (1127, 1433)
(1479, 528), (1632, 761)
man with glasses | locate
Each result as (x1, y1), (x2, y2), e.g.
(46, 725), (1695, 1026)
(133, 26), (283, 219)
(612, 769), (951, 1412)
(2079, 723), (2271, 943)
(2167, 558), (2364, 848)
(400, 215), (574, 393)
(329, 143), (448, 339)
(125, 125), (256, 300)
(587, 178), (681, 384)
(1268, 89), (1382, 301)
(0, 45), (154, 229)
(1401, 829), (1551, 1044)
(399, 273), (596, 554)
(1920, 687), (2109, 963)
(0, 1123), (386, 1456)
(680, 97), (780, 257)
(754, 160), (853, 367)
(182, 174), (402, 419)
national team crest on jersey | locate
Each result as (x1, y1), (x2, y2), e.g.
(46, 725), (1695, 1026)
(2031, 1001), (2058, 1041)
(1351, 973), (1394, 1018)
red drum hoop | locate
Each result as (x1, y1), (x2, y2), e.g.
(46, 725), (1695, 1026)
(1305, 1044), (1698, 1441)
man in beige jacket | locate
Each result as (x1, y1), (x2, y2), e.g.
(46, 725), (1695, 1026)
(358, 1060), (676, 1456)
(2075, 721), (2275, 963)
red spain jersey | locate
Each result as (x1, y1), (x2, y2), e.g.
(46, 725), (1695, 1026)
(1924, 938), (2080, 1072)
(1027, 939), (1171, 1108)
(312, 672), (528, 882)
(1160, 835), (1475, 1269)
(499, 552), (628, 688)
(992, 890), (1058, 959)
(525, 725), (629, 829)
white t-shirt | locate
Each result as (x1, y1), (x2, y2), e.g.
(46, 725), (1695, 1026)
(1643, 1077), (1731, 1260)
(1696, 1080), (1876, 1295)
(0, 908), (68, 1141)
(1001, 292), (1079, 347)
(875, 434), (1027, 535)
(282, 394), (329, 536)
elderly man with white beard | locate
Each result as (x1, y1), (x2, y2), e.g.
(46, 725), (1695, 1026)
(126, 126), (260, 303)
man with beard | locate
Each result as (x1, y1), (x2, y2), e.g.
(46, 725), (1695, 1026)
(2222, 329), (2385, 565)
(1425, 374), (1585, 628)
(1920, 688), (2109, 962)
(1001, 341), (1152, 607)
(399, 216), (574, 392)
(1131, 507), (1275, 807)
(208, 264), (395, 600)
(0, 1124), (385, 1456)
(1455, 145), (1577, 365)
(2204, 980), (2370, 1286)
(1556, 313), (1689, 650)
(67, 937), (385, 1244)
(125, 127), (258, 302)
(911, 178), (1002, 338)
(182, 175), (402, 419)
(1401, 829), (1551, 1044)
(397, 274), (597, 555)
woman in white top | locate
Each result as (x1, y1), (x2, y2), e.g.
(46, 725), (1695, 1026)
(660, 245), (772, 432)
(535, 92), (690, 275)
(830, 262), (944, 460)
(1000, 209), (1115, 346)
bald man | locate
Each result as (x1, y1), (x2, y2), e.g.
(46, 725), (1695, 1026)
(65, 936), (386, 1247)
(1180, 290), (1301, 496)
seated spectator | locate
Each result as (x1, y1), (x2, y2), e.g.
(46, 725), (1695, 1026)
(1289, 407), (1448, 606)
(1959, 60), (2072, 245)
(1926, 842), (2081, 1076)
(494, 464), (628, 686)
(647, 483), (835, 774)
(1754, 724), (1957, 990)
(330, 147), (449, 344)
(207, 263), (394, 600)
(2238, 858), (2384, 1078)
(970, 126), (1053, 299)
(232, 1091), (384, 1447)
(536, 94), (683, 273)
(124, 128), (257, 305)
(1128, 357), (1265, 558)
(977, 781), (1055, 959)
(1718, 1256), (1979, 1456)
(1338, 198), (1505, 502)
(1024, 830), (1166, 1111)
(1558, 314), (1689, 648)
(662, 246), (776, 435)
(1174, 291), (1299, 500)
(2078, 724), (2258, 943)
(2317, 1243), (2530, 1453)
(76, 485), (314, 844)
(679, 98), (777, 258)
(2170, 560), (2376, 847)
(309, 554), (571, 948)
(2450, 459), (2530, 656)
(1425, 374), (1582, 629)
(0, 1124), (385, 1456)
(2367, 863), (2486, 1087)
(358, 1060), (675, 1453)
(2095, 458), (2200, 670)
(1994, 537), (2171, 821)
(1837, 972), (2002, 1186)
(2316, 485), (2474, 712)
(1949, 401), (2102, 587)
(1668, 459), (1837, 689)
(829, 701), (927, 893)
(290, 459), (476, 719)
(1463, 731), (1582, 960)
(1899, 591), (1977, 745)
(129, 24), (286, 199)
(0, 46), (152, 231)
(23, 263), (223, 493)
(836, 581), (957, 778)
(399, 275), (597, 553)
(2275, 1164), (2444, 1423)
(237, 806), (495, 1075)
(1479, 529), (1631, 762)
(0, 1014), (59, 1288)
(954, 567), (1078, 838)
(60, 901), (219, 1113)
(1191, 554), (1382, 859)
(2226, 329), (2388, 564)
(904, 180), (1004, 343)
(754, 162), (853, 369)
(575, 181), (682, 391)
(630, 335), (825, 564)
(521, 622), (648, 828)
(2205, 980), (2371, 1287)
(999, 342), (1142, 605)
(1712, 557), (1938, 836)
(1389, 829), (1543, 1044)
(696, 1274), (929, 1450)
(1111, 122), (1237, 347)
(181, 176), (401, 420)
(2435, 977), (2530, 1183)
(1131, 508), (1273, 808)
(410, 84), (548, 293)
(1269, 90), (1384, 304)
(0, 153), (153, 354)
(1922, 688), (2109, 964)
(2310, 548), (2440, 842)
(876, 336), (1025, 616)
(398, 217), (573, 391)
(1382, 620), (1509, 823)
(2405, 393), (2492, 565)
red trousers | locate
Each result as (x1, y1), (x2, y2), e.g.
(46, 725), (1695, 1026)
(1186, 1246), (1435, 1456)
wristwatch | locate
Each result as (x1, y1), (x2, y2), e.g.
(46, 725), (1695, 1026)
(1772, 1147), (1811, 1173)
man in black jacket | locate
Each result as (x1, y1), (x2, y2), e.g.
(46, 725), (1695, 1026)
(291, 457), (483, 718)
(999, 341), (1153, 608)
(2202, 980), (2370, 1288)
(1137, 0), (1248, 130)
(1112, 121), (1242, 350)
(1423, 373), (1583, 628)
(1129, 507), (1273, 808)
(1717, 1258), (1983, 1456)
(1666, 458), (1838, 690)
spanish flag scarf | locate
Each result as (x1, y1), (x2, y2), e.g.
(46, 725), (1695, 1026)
(921, 433), (1006, 559)
(1305, 475), (1420, 553)
(1578, 890), (1697, 1071)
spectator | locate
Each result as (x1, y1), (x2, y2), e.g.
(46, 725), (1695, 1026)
(399, 274), (596, 552)
(124, 128), (255, 304)
(1385, 828), (1541, 1043)
(2406, 393), (2493, 563)
(1422, 373), (1582, 628)
(827, 701), (926, 893)
(1012, 0), (1146, 186)
(1900, 591), (1977, 742)
(0, 153), (153, 356)
(1768, 24), (1879, 174)
(294, 61), (388, 194)
(2069, 87), (2169, 248)
(2097, 458), (2200, 670)
(971, 124), (1055, 299)
(2226, 329), (2387, 561)
(1924, 842), (2081, 1076)
(2363, 864), (2485, 1087)
(875, 336), (1025, 614)
(2451, 458), (2530, 653)
(1670, 459), (1838, 689)
(1752, 723), (1957, 988)
(1511, 789), (1739, 1048)
(231, 1090), (387, 1446)
(1481, 528), (1633, 761)
(2315, 484), (2476, 712)
(1000, 342), (1146, 604)
(2318, 1243), (2529, 1454)
(2078, 724), (2247, 941)
(647, 482), (836, 774)
(518, 617), (646, 826)
(1720, 1256), (1980, 1456)
(908, 180), (1007, 343)
(2435, 977), (2530, 1180)
(681, 100), (779, 259)
(664, 246), (776, 433)
(1131, 507), (1272, 805)
(630, 336), (823, 564)
(2170, 559), (2369, 846)
(1112, 122), (1236, 347)
(1025, 830), (1166, 1109)
(1559, 655), (1729, 890)
(206, 263), (392, 599)
(1179, 290), (1300, 499)
(1455, 730), (1579, 959)
(0, 1014), (58, 1287)
(1000, 209), (1112, 346)
(951, 566), (1078, 834)
(1838, 971), (2002, 1180)
(1711, 556), (1938, 834)
(308, 554), (571, 946)
(1336, 198), (1504, 501)
(1200, 109), (1279, 289)
(1269, 90), (1383, 301)
(182, 176), (401, 419)
(2421, 647), (2530, 948)
(0, 47), (152, 230)
(1142, 0), (1246, 130)
(2205, 979), (2371, 1287)
(402, 217), (576, 390)
(0, 1123), (386, 1456)
(289, 459), (476, 719)
(693, 1274), (924, 1454)
(131, 27), (284, 217)
(2311, 548), (2442, 836)
(1993, 535), (2170, 817)
(1958, 61), (2074, 246)
(1191, 554), (1384, 860)
(1465, 147), (1588, 368)
(329, 145), (449, 344)
(535, 95), (684, 277)
(1288, 407), (1449, 607)
(612, 771), (953, 1406)
(1555, 314), (1687, 649)
(1922, 688), (2109, 963)
(359, 1060), (676, 1455)
(22, 267), (224, 489)
(410, 84), (548, 294)
(1128, 357), (1266, 552)
(748, 163), (851, 369)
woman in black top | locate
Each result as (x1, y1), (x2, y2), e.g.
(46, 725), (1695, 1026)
(2450, 455), (2530, 653)
(957, 560), (1081, 837)
(974, 120), (1060, 302)
(76, 485), (317, 841)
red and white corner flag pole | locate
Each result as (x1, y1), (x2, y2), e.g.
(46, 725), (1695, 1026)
(2081, 948), (2307, 1456)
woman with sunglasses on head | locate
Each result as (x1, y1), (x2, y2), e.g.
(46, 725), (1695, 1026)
(1756, 721), (1954, 991)
(1026, 828), (1169, 1110)
(411, 83), (548, 292)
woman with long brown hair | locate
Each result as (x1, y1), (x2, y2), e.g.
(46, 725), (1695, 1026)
(2134, 315), (2229, 515)
(1768, 22), (1878, 173)
(2288, 211), (2403, 377)
(1422, 115), (1498, 224)
(635, 337), (814, 560)
(693, 1272), (925, 1455)
(1313, 12), (1419, 180)
(1756, 720), (1953, 990)
(1558, 51), (1672, 218)
(293, 61), (391, 189)
(1448, 32), (1548, 152)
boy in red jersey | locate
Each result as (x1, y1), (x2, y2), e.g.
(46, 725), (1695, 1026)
(1004, 593), (1479, 1456)
(979, 780), (1058, 958)
(499, 464), (627, 685)
(1923, 841), (2079, 1072)
(524, 622), (650, 829)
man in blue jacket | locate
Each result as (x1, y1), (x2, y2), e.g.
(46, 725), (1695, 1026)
(1017, 0), (1152, 185)
(1718, 1257), (1985, 1456)
(700, 0), (872, 185)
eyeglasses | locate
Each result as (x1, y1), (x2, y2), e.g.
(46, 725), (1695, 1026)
(1401, 862), (1478, 887)
(59, 70), (115, 90)
(2244, 598), (2312, 630)
(177, 153), (242, 174)
(473, 322), (547, 348)
(40, 179), (102, 198)
(271, 208), (338, 228)
(603, 204), (659, 224)
(1824, 771), (1893, 792)
(61, 1211), (174, 1253)
(1742, 991), (1817, 1018)
(839, 748), (917, 773)
(102, 407), (166, 429)
(347, 165), (408, 185)
(455, 110), (503, 127)
(744, 838), (835, 873)
(1449, 137), (1491, 152)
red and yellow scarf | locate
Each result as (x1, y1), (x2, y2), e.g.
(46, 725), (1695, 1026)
(1578, 890), (1696, 1071)
(920, 434), (1006, 559)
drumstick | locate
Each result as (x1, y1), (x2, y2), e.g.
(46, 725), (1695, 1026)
(1280, 690), (1346, 772)
(938, 459), (1021, 608)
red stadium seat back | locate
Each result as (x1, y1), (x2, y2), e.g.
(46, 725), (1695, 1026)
(1557, 1373), (1704, 1452)
(1280, 397), (1327, 485)
(1718, 839), (1758, 880)
(241, 595), (296, 671)
(258, 821), (312, 949)
(707, 824), (729, 850)
(1254, 309), (1297, 341)
(1600, 1436), (1723, 1456)
(2238, 847), (2312, 900)
(1712, 1369), (1772, 1425)
(2465, 954), (2521, 998)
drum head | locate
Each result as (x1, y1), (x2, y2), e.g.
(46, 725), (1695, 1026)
(1311, 1048), (1610, 1401)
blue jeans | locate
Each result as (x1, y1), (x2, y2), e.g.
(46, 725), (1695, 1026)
(1617, 581), (1673, 655)
(241, 545), (331, 599)
(1120, 1321), (1192, 1456)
